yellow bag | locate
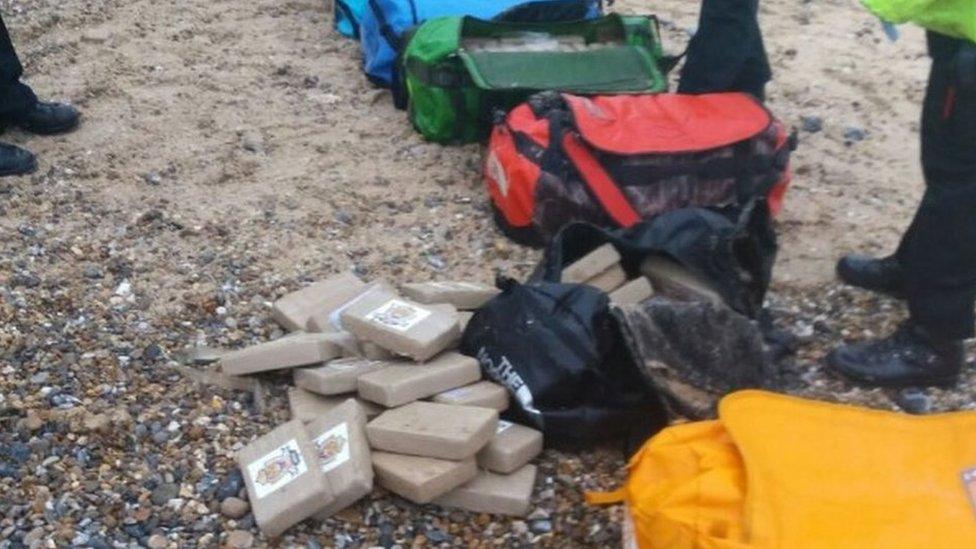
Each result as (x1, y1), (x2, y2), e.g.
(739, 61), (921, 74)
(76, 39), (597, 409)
(589, 390), (976, 548)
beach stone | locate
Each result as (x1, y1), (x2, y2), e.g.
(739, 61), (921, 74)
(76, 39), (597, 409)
(147, 534), (167, 549)
(227, 530), (254, 549)
(83, 413), (111, 433)
(801, 115), (823, 133)
(216, 470), (244, 500)
(23, 527), (46, 546)
(151, 483), (179, 506)
(23, 410), (44, 432)
(843, 126), (867, 142)
(220, 497), (250, 519)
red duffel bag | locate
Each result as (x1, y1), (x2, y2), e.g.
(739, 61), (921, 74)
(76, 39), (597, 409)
(485, 91), (795, 246)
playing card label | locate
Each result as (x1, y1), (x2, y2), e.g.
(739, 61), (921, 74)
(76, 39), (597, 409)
(314, 423), (351, 474)
(366, 299), (431, 332)
(247, 439), (307, 500)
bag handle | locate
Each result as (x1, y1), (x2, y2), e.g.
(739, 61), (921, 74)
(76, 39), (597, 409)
(560, 133), (641, 227)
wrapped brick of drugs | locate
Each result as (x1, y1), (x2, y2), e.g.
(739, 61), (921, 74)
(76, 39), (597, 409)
(371, 452), (477, 504)
(236, 421), (330, 537)
(584, 264), (627, 293)
(295, 358), (390, 396)
(561, 244), (621, 284)
(357, 352), (480, 407)
(609, 277), (655, 305)
(288, 387), (383, 423)
(220, 333), (343, 376)
(306, 399), (374, 520)
(366, 401), (498, 460)
(476, 420), (544, 474)
(340, 289), (460, 362)
(273, 272), (366, 332)
(305, 280), (396, 334)
(434, 465), (537, 517)
(400, 281), (500, 310)
(640, 256), (725, 306)
(432, 381), (509, 411)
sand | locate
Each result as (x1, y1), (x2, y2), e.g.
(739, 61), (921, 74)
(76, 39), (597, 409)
(0, 0), (931, 294)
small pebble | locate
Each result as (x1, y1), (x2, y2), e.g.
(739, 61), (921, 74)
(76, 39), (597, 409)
(147, 534), (168, 549)
(220, 497), (250, 519)
(843, 126), (868, 142)
(801, 115), (823, 133)
(226, 530), (254, 549)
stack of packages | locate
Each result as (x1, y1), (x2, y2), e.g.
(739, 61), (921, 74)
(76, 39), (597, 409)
(223, 273), (544, 537)
(561, 244), (655, 305)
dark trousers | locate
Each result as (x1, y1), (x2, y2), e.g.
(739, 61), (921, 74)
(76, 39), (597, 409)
(0, 12), (36, 118)
(896, 32), (976, 340)
(678, 0), (771, 101)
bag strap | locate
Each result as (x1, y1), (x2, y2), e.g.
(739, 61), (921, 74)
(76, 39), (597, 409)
(368, 0), (403, 51)
(561, 133), (642, 227)
(335, 1), (361, 39)
(585, 488), (627, 505)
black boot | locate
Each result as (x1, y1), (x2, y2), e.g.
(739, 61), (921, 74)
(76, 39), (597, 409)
(836, 254), (907, 299)
(1, 101), (79, 135)
(827, 322), (963, 388)
(0, 142), (36, 176)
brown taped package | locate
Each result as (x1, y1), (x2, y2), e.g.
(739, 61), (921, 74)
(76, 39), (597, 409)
(608, 277), (655, 305)
(306, 400), (374, 520)
(476, 420), (544, 474)
(432, 381), (509, 411)
(371, 452), (477, 504)
(640, 256), (725, 306)
(295, 358), (391, 396)
(561, 244), (621, 284)
(288, 387), (383, 423)
(305, 280), (395, 334)
(433, 465), (537, 517)
(366, 402), (498, 460)
(584, 264), (627, 293)
(220, 333), (343, 376)
(273, 272), (366, 332)
(236, 420), (330, 537)
(357, 352), (480, 407)
(340, 289), (460, 362)
(400, 281), (500, 310)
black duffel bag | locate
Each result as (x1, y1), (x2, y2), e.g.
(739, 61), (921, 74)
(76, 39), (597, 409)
(460, 279), (670, 451)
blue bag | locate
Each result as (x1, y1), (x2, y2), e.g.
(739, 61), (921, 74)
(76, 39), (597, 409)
(360, 0), (602, 87)
(334, 0), (367, 38)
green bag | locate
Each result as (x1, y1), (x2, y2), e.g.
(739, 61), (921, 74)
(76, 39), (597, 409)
(401, 14), (668, 144)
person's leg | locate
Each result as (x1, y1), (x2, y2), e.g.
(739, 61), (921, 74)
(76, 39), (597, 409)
(0, 12), (36, 176)
(829, 32), (976, 387)
(678, 0), (772, 100)
(0, 12), (37, 119)
(0, 11), (79, 143)
(897, 32), (976, 340)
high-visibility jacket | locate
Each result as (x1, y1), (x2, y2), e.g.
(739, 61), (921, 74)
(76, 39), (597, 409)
(861, 0), (976, 42)
(589, 390), (976, 548)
